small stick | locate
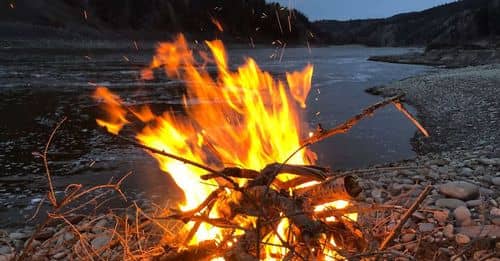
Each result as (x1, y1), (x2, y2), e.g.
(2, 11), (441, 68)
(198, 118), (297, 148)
(109, 131), (218, 174)
(379, 185), (432, 250)
(392, 102), (429, 137)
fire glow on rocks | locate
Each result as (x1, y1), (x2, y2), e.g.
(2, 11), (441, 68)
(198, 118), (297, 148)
(94, 34), (363, 260)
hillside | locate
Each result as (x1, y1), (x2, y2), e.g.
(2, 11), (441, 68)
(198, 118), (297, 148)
(0, 0), (316, 44)
(314, 0), (500, 47)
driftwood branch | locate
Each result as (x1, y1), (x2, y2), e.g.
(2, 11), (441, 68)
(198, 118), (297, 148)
(379, 185), (432, 250)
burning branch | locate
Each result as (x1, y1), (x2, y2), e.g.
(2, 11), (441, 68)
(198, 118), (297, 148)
(302, 94), (428, 148)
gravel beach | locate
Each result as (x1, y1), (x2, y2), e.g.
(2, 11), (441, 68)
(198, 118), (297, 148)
(367, 64), (500, 155)
(360, 64), (500, 259)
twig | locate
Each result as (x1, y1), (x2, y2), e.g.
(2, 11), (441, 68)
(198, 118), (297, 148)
(379, 185), (432, 250)
(392, 101), (429, 137)
(109, 131), (218, 174)
(42, 117), (67, 207)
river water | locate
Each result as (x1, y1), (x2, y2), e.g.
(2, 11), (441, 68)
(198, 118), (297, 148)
(0, 45), (431, 174)
(0, 44), (433, 227)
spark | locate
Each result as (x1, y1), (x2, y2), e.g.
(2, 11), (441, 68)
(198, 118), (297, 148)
(133, 41), (139, 51)
(9, 3), (14, 8)
(83, 10), (87, 20)
(279, 43), (287, 62)
(123, 56), (130, 62)
(210, 17), (224, 32)
(249, 37), (255, 49)
(275, 9), (284, 35)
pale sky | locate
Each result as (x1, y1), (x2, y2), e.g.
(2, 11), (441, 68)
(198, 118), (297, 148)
(269, 0), (457, 21)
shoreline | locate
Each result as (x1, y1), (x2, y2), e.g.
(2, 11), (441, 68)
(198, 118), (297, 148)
(366, 64), (500, 155)
(369, 48), (500, 68)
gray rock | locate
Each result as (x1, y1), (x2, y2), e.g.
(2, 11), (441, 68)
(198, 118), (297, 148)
(459, 167), (473, 176)
(455, 233), (471, 245)
(479, 187), (495, 196)
(418, 223), (435, 233)
(9, 232), (28, 240)
(91, 233), (111, 250)
(492, 177), (500, 186)
(465, 199), (483, 208)
(63, 232), (74, 241)
(478, 158), (500, 166)
(0, 246), (11, 255)
(439, 181), (479, 200)
(91, 219), (108, 234)
(435, 198), (466, 209)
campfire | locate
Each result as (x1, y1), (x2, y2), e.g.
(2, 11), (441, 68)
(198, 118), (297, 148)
(93, 34), (427, 260)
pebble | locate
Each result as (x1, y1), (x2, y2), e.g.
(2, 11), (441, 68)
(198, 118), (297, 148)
(455, 233), (471, 245)
(492, 177), (500, 186)
(9, 232), (28, 240)
(459, 167), (473, 176)
(91, 219), (108, 234)
(91, 233), (111, 250)
(490, 207), (500, 217)
(439, 181), (479, 200)
(443, 224), (454, 239)
(401, 233), (416, 243)
(418, 223), (435, 233)
(478, 158), (500, 166)
(435, 198), (466, 209)
(465, 199), (483, 207)
(53, 251), (67, 259)
(433, 210), (449, 224)
(453, 206), (472, 226)
(0, 246), (11, 255)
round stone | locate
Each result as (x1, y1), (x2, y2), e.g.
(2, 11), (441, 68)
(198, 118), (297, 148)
(455, 233), (471, 245)
(439, 181), (479, 200)
(435, 198), (466, 209)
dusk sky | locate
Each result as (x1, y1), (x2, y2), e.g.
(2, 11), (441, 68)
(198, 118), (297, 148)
(270, 0), (457, 21)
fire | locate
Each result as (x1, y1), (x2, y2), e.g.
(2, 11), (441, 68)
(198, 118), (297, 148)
(94, 34), (357, 260)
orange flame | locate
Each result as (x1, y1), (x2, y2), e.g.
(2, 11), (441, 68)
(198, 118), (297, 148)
(94, 34), (353, 259)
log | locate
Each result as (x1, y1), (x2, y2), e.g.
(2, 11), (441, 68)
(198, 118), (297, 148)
(294, 176), (362, 206)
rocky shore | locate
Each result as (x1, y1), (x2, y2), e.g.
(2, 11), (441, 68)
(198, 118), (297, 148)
(369, 48), (500, 68)
(361, 64), (500, 259)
